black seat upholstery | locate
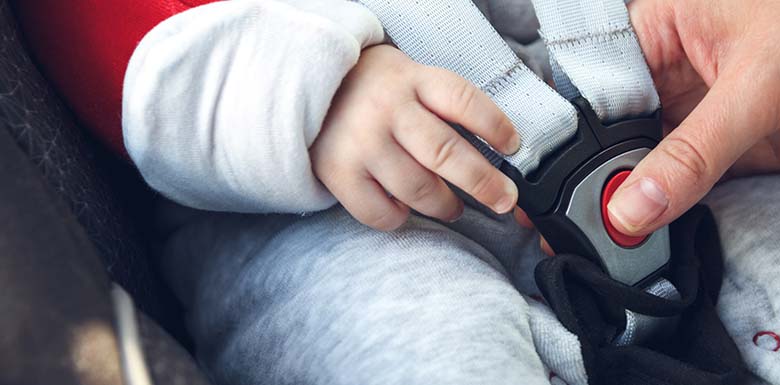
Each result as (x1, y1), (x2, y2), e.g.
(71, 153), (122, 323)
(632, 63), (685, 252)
(0, 0), (183, 335)
(0, 1), (210, 383)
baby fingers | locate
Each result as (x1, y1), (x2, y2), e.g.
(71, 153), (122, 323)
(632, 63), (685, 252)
(392, 103), (519, 214)
(367, 140), (464, 222)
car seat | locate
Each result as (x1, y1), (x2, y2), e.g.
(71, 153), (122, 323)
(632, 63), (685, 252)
(0, 1), (210, 383)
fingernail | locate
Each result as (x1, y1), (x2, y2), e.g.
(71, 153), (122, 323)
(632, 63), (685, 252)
(448, 200), (465, 223)
(540, 237), (554, 256)
(607, 177), (668, 233)
(494, 180), (518, 213)
(506, 133), (521, 155)
(513, 207), (534, 229)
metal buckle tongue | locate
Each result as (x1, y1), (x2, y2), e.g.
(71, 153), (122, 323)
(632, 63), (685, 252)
(500, 97), (670, 288)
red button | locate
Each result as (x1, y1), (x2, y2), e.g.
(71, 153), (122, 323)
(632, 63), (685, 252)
(601, 170), (647, 248)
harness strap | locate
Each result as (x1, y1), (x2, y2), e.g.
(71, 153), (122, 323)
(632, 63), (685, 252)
(615, 278), (680, 346)
(527, 0), (678, 347)
(356, 0), (577, 175)
(531, 0), (660, 122)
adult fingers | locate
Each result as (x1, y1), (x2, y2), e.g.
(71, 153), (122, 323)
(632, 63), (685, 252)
(608, 63), (779, 236)
(540, 236), (554, 256)
(514, 207), (534, 229)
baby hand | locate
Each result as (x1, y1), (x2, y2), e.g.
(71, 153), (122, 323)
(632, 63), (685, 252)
(311, 45), (520, 231)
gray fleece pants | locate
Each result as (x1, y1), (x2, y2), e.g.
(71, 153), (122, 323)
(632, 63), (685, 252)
(159, 174), (780, 385)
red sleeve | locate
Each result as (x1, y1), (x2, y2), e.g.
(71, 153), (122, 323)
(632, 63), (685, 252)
(12, 0), (221, 156)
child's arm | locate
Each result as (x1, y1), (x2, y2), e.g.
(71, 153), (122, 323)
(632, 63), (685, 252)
(125, 0), (520, 224)
(123, 0), (385, 213)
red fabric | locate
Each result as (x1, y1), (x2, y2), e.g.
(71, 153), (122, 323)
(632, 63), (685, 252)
(12, 0), (221, 155)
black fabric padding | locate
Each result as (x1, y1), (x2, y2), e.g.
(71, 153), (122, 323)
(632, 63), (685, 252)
(536, 205), (748, 385)
(2, 0), (185, 337)
(0, 122), (123, 385)
(0, 123), (213, 385)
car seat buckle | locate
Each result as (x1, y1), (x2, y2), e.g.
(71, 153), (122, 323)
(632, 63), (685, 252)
(501, 97), (670, 288)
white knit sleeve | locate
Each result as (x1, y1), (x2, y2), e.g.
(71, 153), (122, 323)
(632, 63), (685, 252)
(122, 0), (384, 213)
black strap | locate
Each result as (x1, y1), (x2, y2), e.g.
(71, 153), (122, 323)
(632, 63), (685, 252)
(536, 205), (748, 385)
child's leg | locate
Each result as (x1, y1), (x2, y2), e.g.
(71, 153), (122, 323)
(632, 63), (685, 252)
(160, 206), (550, 385)
(704, 175), (780, 384)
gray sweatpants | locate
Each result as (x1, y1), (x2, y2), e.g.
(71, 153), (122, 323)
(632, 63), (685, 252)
(159, 175), (780, 385)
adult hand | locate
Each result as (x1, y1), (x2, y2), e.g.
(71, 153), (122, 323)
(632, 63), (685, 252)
(605, 0), (780, 237)
(534, 0), (780, 254)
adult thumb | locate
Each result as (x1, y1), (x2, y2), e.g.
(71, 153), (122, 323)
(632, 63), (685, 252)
(607, 68), (776, 236)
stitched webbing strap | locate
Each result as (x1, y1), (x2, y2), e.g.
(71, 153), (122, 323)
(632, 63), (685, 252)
(357, 0), (676, 349)
(530, 0), (661, 122)
(355, 0), (578, 175)
(529, 0), (675, 344)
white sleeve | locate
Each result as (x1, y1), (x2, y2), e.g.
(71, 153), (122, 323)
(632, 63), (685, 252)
(122, 0), (384, 213)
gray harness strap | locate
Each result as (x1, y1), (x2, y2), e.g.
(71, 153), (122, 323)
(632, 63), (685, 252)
(356, 0), (577, 175)
(531, 0), (661, 122)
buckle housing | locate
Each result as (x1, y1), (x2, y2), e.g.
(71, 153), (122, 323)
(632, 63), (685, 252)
(501, 97), (669, 287)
